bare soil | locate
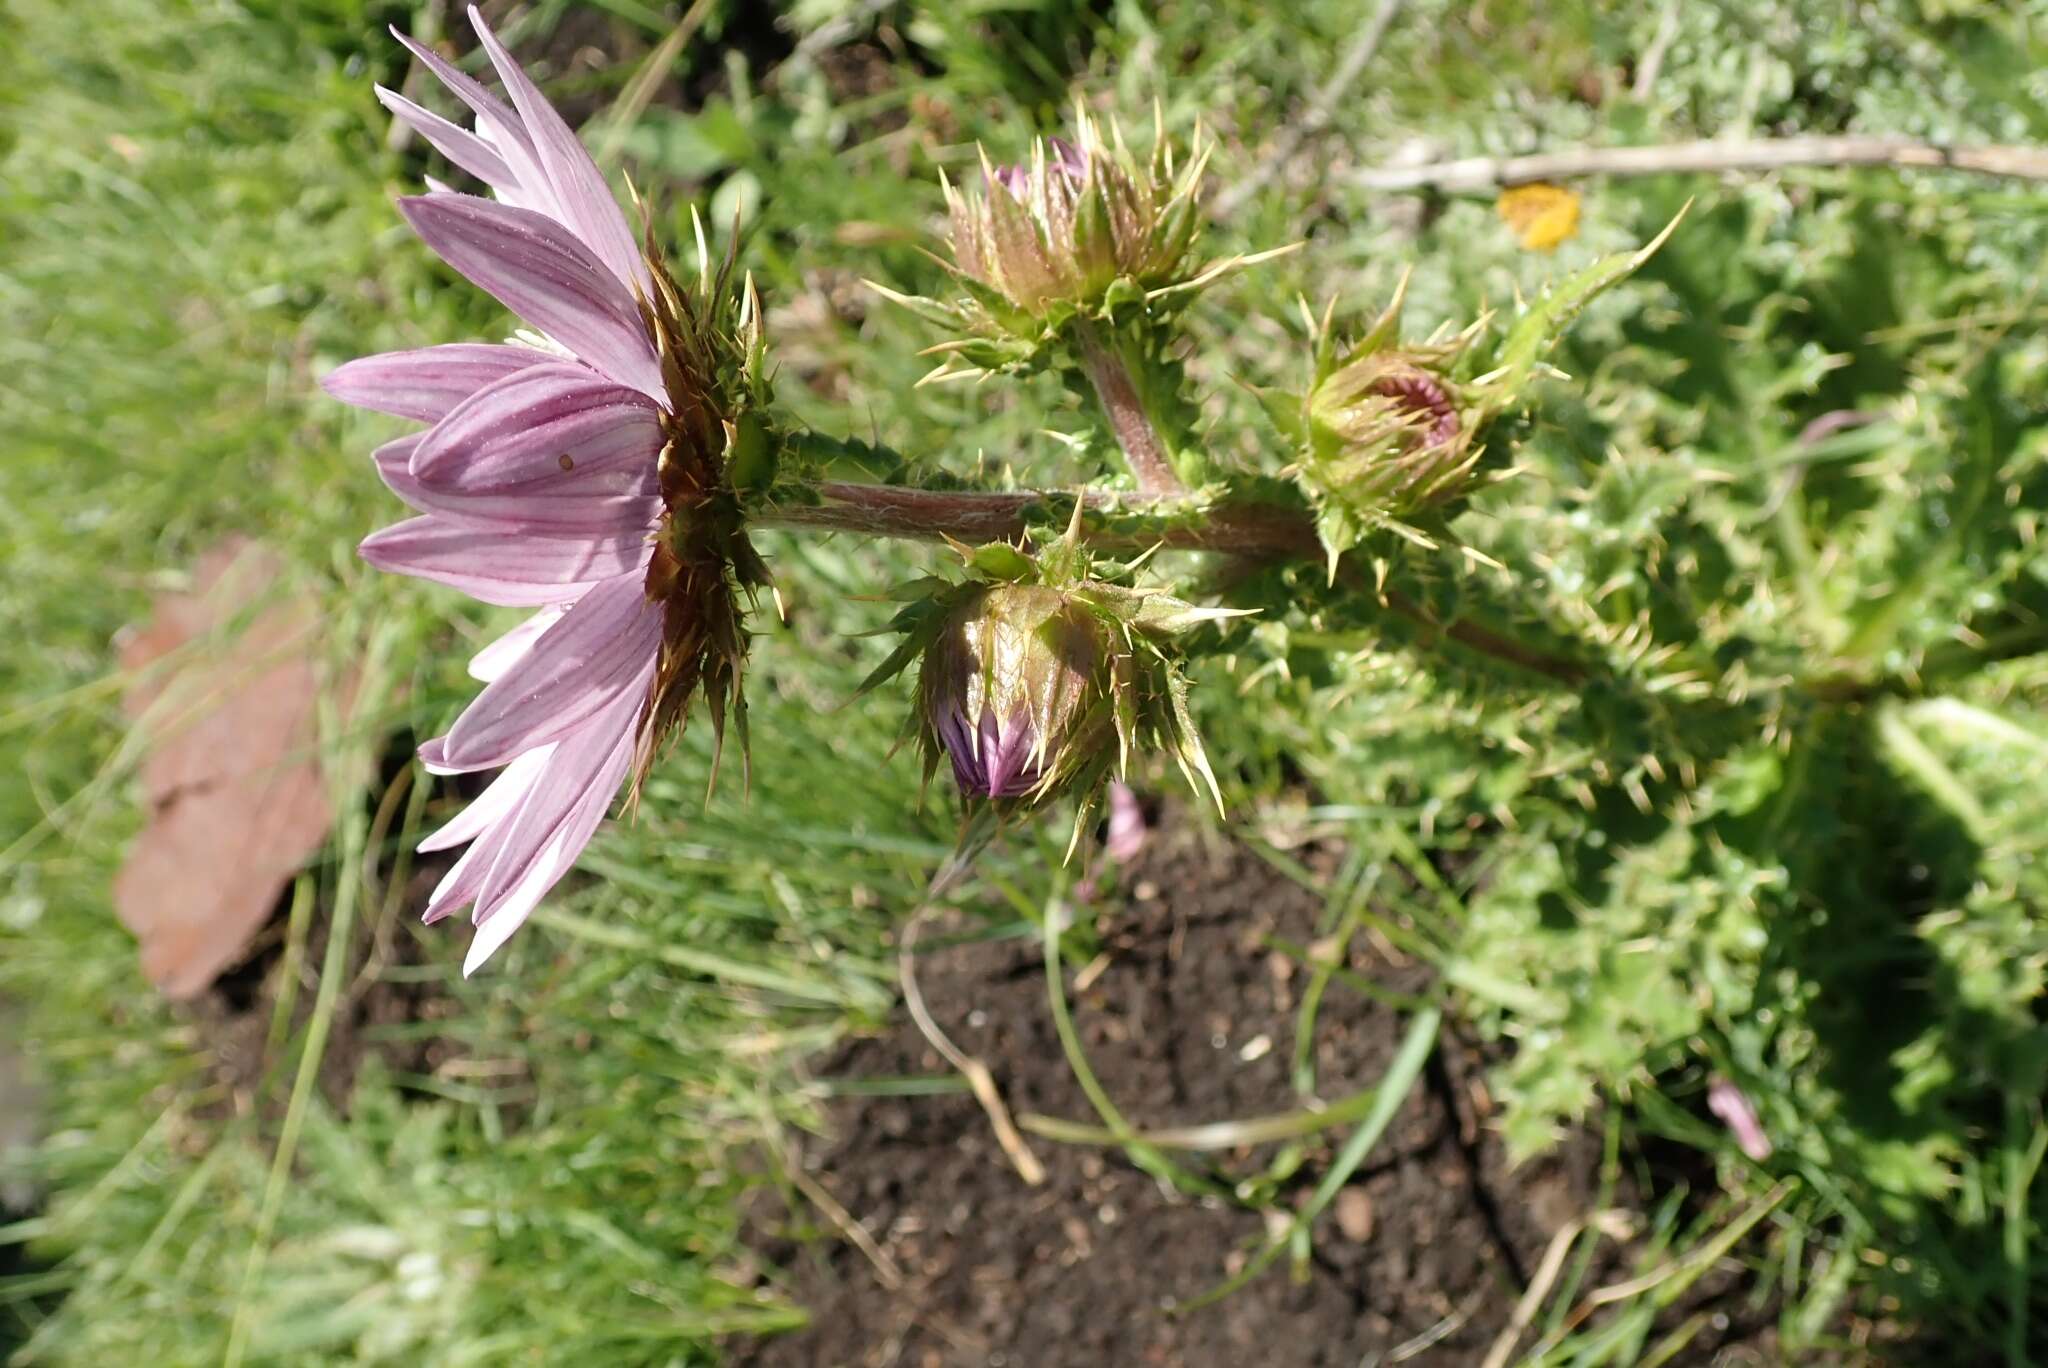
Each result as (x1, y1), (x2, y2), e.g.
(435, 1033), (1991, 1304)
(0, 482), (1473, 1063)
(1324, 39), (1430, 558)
(185, 848), (474, 1119)
(732, 817), (1778, 1368)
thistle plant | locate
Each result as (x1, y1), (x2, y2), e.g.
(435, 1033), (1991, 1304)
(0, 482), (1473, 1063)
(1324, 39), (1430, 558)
(328, 13), (1680, 972)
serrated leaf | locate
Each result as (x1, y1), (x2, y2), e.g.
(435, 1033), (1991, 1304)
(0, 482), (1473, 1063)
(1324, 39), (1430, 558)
(1250, 384), (1307, 446)
(969, 542), (1035, 581)
(881, 575), (958, 603)
(1486, 202), (1690, 411)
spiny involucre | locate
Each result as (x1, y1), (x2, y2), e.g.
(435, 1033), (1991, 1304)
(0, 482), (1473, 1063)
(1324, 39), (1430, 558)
(859, 514), (1244, 870)
(874, 104), (1291, 378)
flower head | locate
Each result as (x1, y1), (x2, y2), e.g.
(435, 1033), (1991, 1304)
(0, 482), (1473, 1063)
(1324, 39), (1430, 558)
(322, 8), (772, 973)
(874, 108), (1289, 380)
(945, 109), (1207, 323)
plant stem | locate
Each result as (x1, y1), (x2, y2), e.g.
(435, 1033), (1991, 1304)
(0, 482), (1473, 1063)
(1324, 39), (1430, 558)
(755, 481), (1593, 684)
(1074, 324), (1186, 495)
(759, 481), (1318, 555)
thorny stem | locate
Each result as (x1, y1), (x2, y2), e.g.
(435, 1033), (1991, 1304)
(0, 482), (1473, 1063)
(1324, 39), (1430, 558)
(761, 481), (1315, 555)
(1074, 323), (1186, 496)
(756, 480), (1996, 703)
(756, 481), (1589, 684)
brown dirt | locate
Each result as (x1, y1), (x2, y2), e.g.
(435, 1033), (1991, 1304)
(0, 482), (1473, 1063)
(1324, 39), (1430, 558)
(731, 817), (1776, 1368)
(183, 844), (482, 1120)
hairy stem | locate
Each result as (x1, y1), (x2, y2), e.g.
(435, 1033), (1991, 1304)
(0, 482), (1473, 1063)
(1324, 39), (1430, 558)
(1075, 325), (1186, 495)
(759, 482), (1316, 555)
(755, 482), (1588, 684)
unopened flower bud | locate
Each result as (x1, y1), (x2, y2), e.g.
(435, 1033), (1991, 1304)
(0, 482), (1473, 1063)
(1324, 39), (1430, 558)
(1305, 347), (1478, 518)
(864, 521), (1233, 857)
(1269, 280), (1491, 563)
(918, 584), (1109, 800)
(944, 111), (1206, 325)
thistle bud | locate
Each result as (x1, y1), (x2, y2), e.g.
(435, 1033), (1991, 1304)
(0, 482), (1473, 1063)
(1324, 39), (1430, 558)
(917, 584), (1109, 800)
(873, 109), (1291, 380)
(858, 516), (1240, 847)
(1266, 280), (1491, 565)
(943, 110), (1206, 326)
(1305, 345), (1478, 517)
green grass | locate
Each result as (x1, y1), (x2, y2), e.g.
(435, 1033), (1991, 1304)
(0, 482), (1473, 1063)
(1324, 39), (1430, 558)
(7, 0), (2048, 1361)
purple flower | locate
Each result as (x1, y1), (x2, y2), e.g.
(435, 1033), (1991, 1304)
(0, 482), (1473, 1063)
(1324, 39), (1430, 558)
(324, 9), (764, 973)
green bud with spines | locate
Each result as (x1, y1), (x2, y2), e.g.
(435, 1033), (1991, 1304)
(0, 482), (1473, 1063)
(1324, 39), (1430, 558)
(869, 105), (1293, 381)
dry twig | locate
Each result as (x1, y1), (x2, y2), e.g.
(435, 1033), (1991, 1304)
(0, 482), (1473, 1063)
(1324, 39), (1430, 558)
(899, 906), (1048, 1185)
(782, 1153), (906, 1290)
(1355, 136), (2048, 194)
(1211, 0), (1405, 218)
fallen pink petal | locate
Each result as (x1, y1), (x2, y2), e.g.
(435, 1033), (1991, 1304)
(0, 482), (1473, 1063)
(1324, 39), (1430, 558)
(1708, 1076), (1774, 1162)
(1105, 781), (1147, 862)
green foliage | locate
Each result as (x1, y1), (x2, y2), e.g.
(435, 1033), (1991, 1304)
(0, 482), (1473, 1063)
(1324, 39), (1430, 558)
(10, 0), (2048, 1361)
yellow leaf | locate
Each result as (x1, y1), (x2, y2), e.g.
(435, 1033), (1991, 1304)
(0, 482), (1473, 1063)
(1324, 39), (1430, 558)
(1496, 182), (1582, 252)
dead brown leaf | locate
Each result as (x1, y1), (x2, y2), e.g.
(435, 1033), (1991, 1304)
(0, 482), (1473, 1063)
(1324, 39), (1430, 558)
(113, 537), (335, 999)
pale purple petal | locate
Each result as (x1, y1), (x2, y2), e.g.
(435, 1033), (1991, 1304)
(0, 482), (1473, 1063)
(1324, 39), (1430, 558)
(323, 343), (555, 423)
(389, 27), (552, 213)
(419, 734), (490, 776)
(390, 28), (519, 132)
(419, 745), (552, 854)
(441, 571), (660, 769)
(416, 681), (643, 964)
(467, 7), (648, 294)
(402, 471), (660, 539)
(373, 434), (429, 510)
(461, 728), (633, 975)
(410, 362), (662, 488)
(376, 85), (517, 191)
(424, 835), (495, 922)
(463, 689), (641, 973)
(469, 607), (566, 682)
(398, 193), (663, 401)
(359, 515), (650, 606)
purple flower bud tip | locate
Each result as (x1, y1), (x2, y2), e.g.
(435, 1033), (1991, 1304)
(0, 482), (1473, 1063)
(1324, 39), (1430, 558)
(1047, 136), (1087, 180)
(991, 136), (1088, 201)
(1707, 1077), (1773, 1161)
(991, 162), (1031, 199)
(938, 704), (1044, 800)
(1370, 371), (1460, 446)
